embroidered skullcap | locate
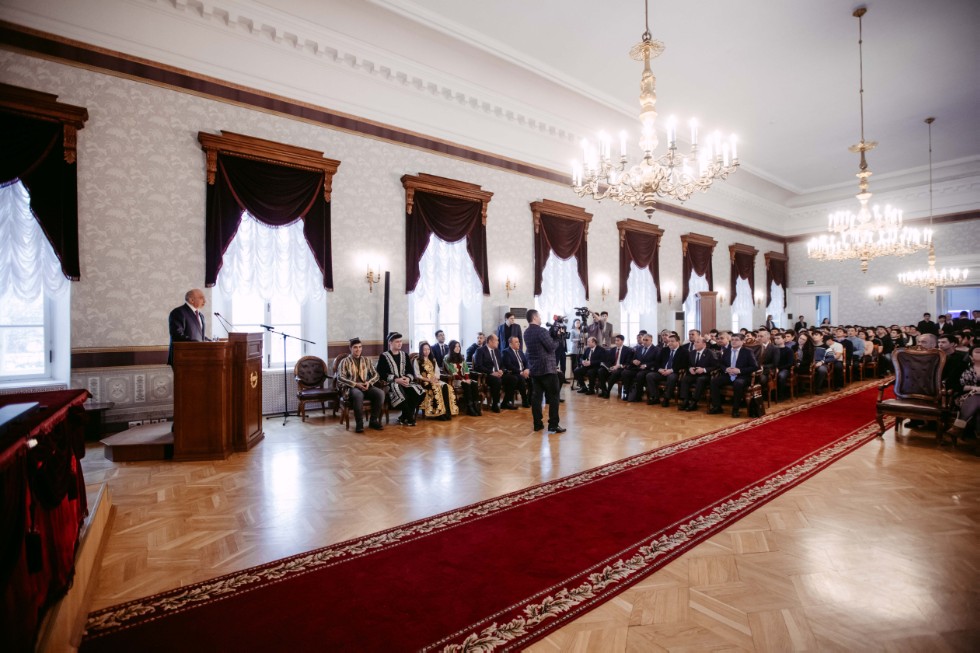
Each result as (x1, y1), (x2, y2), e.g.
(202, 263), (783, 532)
(386, 331), (402, 342)
(349, 337), (361, 347)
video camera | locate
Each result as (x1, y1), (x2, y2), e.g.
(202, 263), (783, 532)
(546, 314), (568, 340)
(573, 306), (592, 321)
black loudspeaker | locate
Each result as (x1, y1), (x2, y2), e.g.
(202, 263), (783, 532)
(787, 313), (794, 319)
(674, 311), (685, 321)
(511, 307), (528, 319)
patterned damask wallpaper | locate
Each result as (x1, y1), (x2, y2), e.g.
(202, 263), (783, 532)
(0, 50), (786, 351)
(787, 219), (980, 325)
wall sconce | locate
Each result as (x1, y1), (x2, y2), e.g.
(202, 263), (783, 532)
(754, 290), (765, 307)
(717, 289), (726, 305)
(870, 286), (886, 305)
(504, 276), (517, 298)
(365, 264), (381, 293)
(663, 281), (676, 305)
(597, 275), (611, 302)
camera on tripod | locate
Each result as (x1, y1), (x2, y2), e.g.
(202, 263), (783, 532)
(546, 315), (568, 340)
(573, 306), (592, 322)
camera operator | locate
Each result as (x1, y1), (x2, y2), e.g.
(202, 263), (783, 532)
(586, 310), (613, 348)
(525, 309), (565, 433)
(548, 315), (569, 385)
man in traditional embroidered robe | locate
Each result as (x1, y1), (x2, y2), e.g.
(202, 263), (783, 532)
(336, 337), (384, 433)
(375, 332), (424, 426)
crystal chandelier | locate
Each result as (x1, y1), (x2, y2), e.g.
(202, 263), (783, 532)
(807, 7), (930, 272)
(897, 118), (969, 293)
(570, 0), (738, 217)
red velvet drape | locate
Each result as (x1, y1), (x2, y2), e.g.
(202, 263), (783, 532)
(767, 257), (788, 308)
(619, 229), (661, 302)
(682, 242), (713, 303)
(533, 213), (589, 300)
(0, 112), (80, 281)
(205, 153), (333, 290)
(405, 190), (489, 295)
(730, 251), (756, 303)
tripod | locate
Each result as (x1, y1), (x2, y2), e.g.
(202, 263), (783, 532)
(263, 327), (316, 425)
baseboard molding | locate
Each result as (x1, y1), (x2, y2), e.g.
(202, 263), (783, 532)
(36, 484), (114, 653)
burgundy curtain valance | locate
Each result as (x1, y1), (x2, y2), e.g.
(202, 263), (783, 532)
(402, 174), (493, 295)
(530, 200), (592, 299)
(199, 131), (340, 290)
(617, 219), (663, 303)
(729, 243), (758, 303)
(765, 251), (789, 308)
(681, 233), (717, 304)
(0, 85), (88, 281)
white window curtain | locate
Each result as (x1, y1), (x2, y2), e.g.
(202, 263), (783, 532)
(767, 281), (785, 327)
(620, 261), (657, 315)
(535, 251), (586, 322)
(683, 271), (709, 333)
(732, 275), (754, 331)
(0, 180), (69, 301)
(414, 235), (483, 310)
(217, 212), (324, 303)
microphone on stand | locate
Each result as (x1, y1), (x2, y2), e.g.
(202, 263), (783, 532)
(213, 312), (235, 335)
(260, 324), (275, 331)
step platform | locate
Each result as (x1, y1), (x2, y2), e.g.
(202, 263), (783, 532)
(100, 422), (173, 461)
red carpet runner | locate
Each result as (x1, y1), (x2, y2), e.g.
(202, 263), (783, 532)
(81, 385), (885, 652)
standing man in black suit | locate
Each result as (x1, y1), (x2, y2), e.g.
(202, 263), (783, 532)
(794, 315), (809, 332)
(524, 309), (564, 433)
(573, 336), (602, 394)
(168, 288), (207, 366)
(709, 333), (760, 417)
(496, 312), (523, 353)
(474, 334), (515, 413)
(501, 336), (531, 408)
(597, 334), (632, 399)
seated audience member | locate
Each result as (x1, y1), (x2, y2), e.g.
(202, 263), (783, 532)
(432, 330), (450, 367)
(952, 310), (973, 332)
(473, 333), (516, 413)
(623, 333), (659, 402)
(773, 332), (795, 398)
(709, 333), (760, 417)
(573, 336), (602, 394)
(376, 332), (424, 427)
(597, 334), (633, 399)
(465, 332), (485, 363)
(680, 329), (701, 357)
(811, 332), (834, 393)
(946, 345), (980, 440)
(824, 333), (845, 390)
(707, 329), (721, 351)
(645, 333), (688, 406)
(501, 335), (531, 408)
(937, 314), (954, 335)
(755, 329), (780, 388)
(415, 341), (457, 421)
(679, 336), (719, 411)
(336, 337), (385, 433)
(794, 331), (826, 394)
(445, 340), (481, 416)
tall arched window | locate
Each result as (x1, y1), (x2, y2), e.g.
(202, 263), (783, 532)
(617, 219), (662, 340)
(531, 200), (591, 324)
(765, 252), (788, 327)
(730, 244), (758, 332)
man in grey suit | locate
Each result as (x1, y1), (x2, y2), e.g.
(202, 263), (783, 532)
(168, 288), (207, 366)
(524, 309), (565, 433)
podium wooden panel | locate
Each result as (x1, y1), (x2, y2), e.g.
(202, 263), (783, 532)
(173, 333), (264, 461)
(697, 291), (719, 333)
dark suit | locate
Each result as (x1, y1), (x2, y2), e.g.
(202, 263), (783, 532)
(168, 303), (206, 366)
(573, 346), (603, 392)
(432, 341), (450, 368)
(775, 346), (795, 397)
(497, 322), (523, 353)
(709, 346), (760, 412)
(524, 323), (561, 430)
(597, 345), (633, 398)
(645, 346), (688, 404)
(623, 344), (660, 401)
(679, 347), (720, 406)
(794, 320), (809, 332)
(756, 342), (781, 387)
(501, 347), (530, 406)
(465, 342), (480, 363)
(474, 345), (516, 409)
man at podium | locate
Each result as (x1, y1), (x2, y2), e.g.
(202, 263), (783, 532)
(168, 288), (207, 366)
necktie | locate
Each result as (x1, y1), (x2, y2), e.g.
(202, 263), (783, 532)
(491, 349), (498, 371)
(730, 349), (738, 381)
(667, 349), (674, 367)
(515, 350), (522, 371)
(615, 348), (621, 366)
(695, 351), (701, 367)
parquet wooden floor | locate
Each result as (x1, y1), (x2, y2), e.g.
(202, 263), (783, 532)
(82, 385), (980, 651)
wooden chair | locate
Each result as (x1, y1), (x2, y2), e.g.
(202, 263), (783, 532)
(875, 347), (951, 442)
(294, 355), (337, 421)
(858, 353), (879, 381)
(715, 370), (760, 412)
(333, 354), (390, 430)
(795, 363), (819, 396)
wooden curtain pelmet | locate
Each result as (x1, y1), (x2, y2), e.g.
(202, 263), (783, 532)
(402, 173), (492, 224)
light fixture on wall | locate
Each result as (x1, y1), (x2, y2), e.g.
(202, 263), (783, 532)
(365, 263), (381, 293)
(504, 276), (517, 298)
(869, 287), (886, 306)
(597, 276), (611, 302)
(662, 281), (676, 305)
(754, 290), (764, 307)
(717, 289), (726, 305)
(570, 0), (738, 217)
(806, 7), (930, 272)
(897, 118), (970, 293)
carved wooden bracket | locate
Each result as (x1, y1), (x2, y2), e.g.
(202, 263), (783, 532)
(0, 83), (88, 164)
(530, 199), (593, 238)
(729, 242), (758, 263)
(616, 218), (664, 246)
(680, 232), (717, 257)
(764, 251), (788, 271)
(400, 173), (493, 224)
(198, 130), (341, 200)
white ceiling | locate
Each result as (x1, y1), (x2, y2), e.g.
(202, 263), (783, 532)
(367, 0), (980, 194)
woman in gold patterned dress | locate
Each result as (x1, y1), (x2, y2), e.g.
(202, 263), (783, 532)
(414, 341), (458, 420)
(445, 340), (481, 416)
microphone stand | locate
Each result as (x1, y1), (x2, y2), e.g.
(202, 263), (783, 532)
(213, 312), (235, 337)
(262, 326), (316, 425)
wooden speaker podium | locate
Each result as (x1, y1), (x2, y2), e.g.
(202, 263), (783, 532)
(172, 333), (264, 461)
